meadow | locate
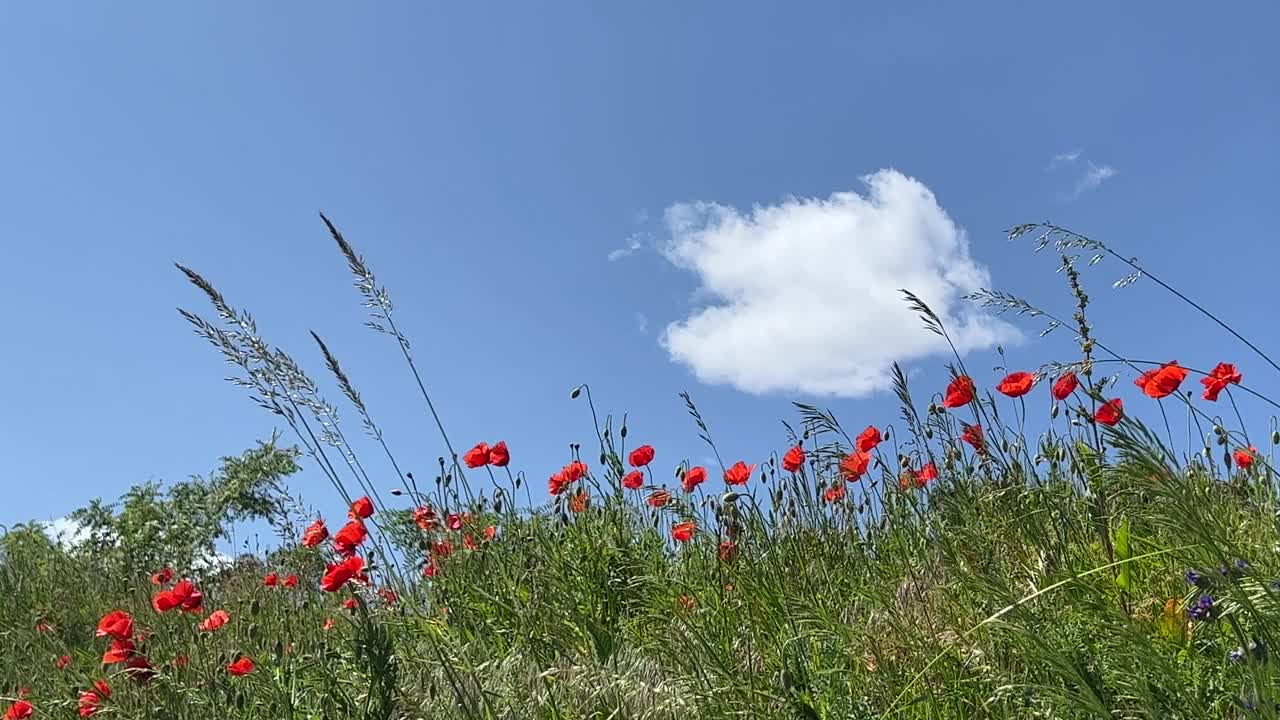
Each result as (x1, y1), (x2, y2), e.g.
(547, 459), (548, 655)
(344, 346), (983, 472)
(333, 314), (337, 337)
(5, 219), (1280, 719)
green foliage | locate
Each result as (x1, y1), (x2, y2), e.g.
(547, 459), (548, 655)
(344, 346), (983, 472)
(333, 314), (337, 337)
(63, 438), (300, 577)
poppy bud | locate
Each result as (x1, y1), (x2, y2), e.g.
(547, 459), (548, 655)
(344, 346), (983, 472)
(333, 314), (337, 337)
(273, 640), (284, 660)
(600, 453), (607, 466)
(390, 488), (403, 496)
(1273, 431), (1280, 446)
(248, 623), (260, 641)
(250, 599), (261, 616)
(924, 427), (933, 439)
(570, 385), (583, 399)
(1050, 404), (1060, 419)
(1217, 434), (1227, 446)
(301, 600), (311, 612)
(620, 425), (627, 439)
(515, 476), (523, 489)
(721, 491), (742, 504)
(802, 430), (810, 440)
(883, 428), (891, 441)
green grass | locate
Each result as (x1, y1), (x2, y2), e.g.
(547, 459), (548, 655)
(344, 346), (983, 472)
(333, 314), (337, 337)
(4, 220), (1280, 719)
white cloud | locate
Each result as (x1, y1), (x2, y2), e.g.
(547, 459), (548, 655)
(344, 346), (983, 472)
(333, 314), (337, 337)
(607, 234), (644, 261)
(1070, 162), (1117, 198)
(658, 169), (1017, 398)
(1048, 148), (1082, 169)
(41, 516), (89, 547)
(1046, 149), (1117, 200)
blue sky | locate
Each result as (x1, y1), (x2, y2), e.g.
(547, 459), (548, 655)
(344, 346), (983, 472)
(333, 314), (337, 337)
(2, 4), (1278, 535)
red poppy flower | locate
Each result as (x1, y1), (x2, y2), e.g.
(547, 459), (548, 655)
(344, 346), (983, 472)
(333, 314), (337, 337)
(718, 540), (738, 562)
(150, 568), (173, 585)
(57, 654), (71, 670)
(445, 512), (465, 531)
(898, 470), (916, 491)
(483, 525), (497, 541)
(942, 375), (976, 409)
(198, 610), (230, 633)
(323, 617), (335, 631)
(413, 505), (439, 530)
(487, 441), (510, 467)
(34, 619), (52, 633)
(723, 461), (754, 486)
(677, 594), (697, 611)
(628, 445), (655, 468)
(348, 496), (374, 520)
(839, 451), (871, 481)
(570, 490), (589, 513)
(824, 483), (846, 503)
(431, 540), (454, 559)
(547, 470), (570, 495)
(96, 610), (133, 641)
(152, 579), (202, 613)
(379, 588), (398, 604)
(463, 534), (479, 551)
(342, 598), (359, 611)
(125, 653), (155, 683)
(5, 701), (33, 720)
(917, 462), (938, 484)
(564, 460), (589, 482)
(782, 445), (806, 472)
(1051, 372), (1078, 401)
(463, 443), (490, 468)
(1234, 446), (1257, 468)
(961, 424), (986, 454)
(647, 489), (670, 508)
(1095, 398), (1124, 426)
(283, 574), (298, 588)
(91, 680), (110, 699)
(333, 519), (368, 557)
(996, 371), (1036, 398)
(321, 556), (366, 592)
(1135, 361), (1187, 399)
(422, 563), (439, 579)
(1202, 362), (1242, 401)
(172, 655), (188, 668)
(301, 518), (329, 547)
(622, 470), (644, 490)
(102, 638), (136, 665)
(226, 656), (255, 676)
(681, 466), (707, 493)
(263, 572), (279, 587)
(856, 426), (882, 453)
(78, 691), (102, 718)
(671, 520), (696, 543)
